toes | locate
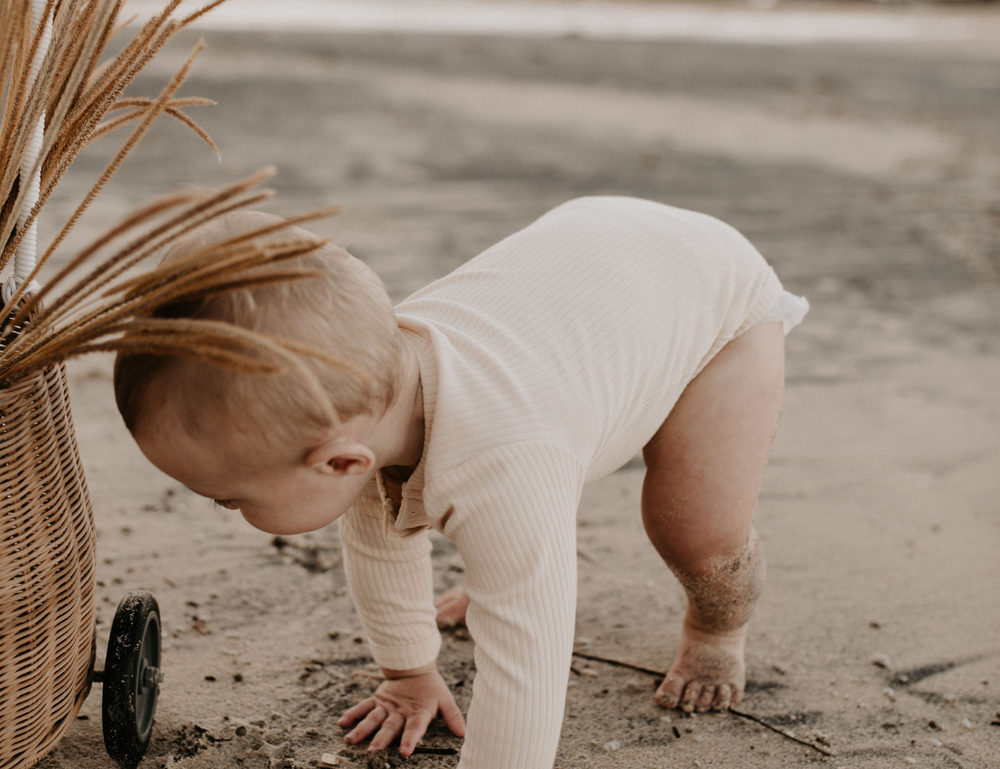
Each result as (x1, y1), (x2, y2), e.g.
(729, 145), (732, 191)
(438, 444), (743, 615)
(714, 684), (733, 711)
(695, 684), (715, 713)
(655, 673), (686, 709)
(680, 682), (701, 713)
(730, 682), (744, 708)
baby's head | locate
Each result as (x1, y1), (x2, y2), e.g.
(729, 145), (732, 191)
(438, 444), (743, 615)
(115, 211), (404, 533)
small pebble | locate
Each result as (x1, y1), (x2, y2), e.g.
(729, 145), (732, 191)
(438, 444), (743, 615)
(930, 738), (943, 747)
(871, 653), (892, 669)
(603, 741), (620, 752)
(904, 759), (916, 765)
(883, 687), (896, 701)
(319, 754), (340, 767)
(191, 619), (211, 635)
(896, 674), (909, 684)
(961, 719), (973, 728)
(580, 668), (598, 678)
(943, 693), (958, 706)
(772, 661), (789, 675)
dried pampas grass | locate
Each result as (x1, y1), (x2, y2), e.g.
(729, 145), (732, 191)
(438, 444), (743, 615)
(0, 5), (352, 765)
(3, 167), (352, 422)
(0, 0), (351, 410)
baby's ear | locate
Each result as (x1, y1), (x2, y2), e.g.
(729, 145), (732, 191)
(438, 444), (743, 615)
(305, 439), (375, 476)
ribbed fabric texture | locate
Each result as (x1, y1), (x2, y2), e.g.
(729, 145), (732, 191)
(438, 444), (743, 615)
(341, 481), (441, 670)
(339, 197), (801, 768)
(433, 443), (582, 768)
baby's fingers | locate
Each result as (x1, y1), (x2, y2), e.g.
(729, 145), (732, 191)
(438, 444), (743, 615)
(338, 697), (377, 728)
(399, 712), (434, 757)
(344, 705), (386, 745)
(368, 712), (406, 752)
(440, 696), (467, 738)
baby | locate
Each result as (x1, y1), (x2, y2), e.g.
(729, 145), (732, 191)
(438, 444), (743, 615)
(116, 197), (807, 768)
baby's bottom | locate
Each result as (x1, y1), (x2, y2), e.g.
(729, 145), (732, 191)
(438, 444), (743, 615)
(436, 321), (785, 711)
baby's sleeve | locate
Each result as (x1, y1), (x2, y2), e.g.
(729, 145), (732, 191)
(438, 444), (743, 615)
(340, 481), (441, 671)
(429, 442), (585, 769)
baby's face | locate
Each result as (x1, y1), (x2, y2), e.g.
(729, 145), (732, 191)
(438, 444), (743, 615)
(135, 408), (375, 535)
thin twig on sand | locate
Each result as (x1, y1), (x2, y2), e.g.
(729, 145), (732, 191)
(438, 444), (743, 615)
(728, 708), (835, 757)
(570, 650), (836, 757)
(572, 650), (665, 678)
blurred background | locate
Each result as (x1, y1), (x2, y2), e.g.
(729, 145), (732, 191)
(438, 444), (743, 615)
(41, 2), (1000, 767)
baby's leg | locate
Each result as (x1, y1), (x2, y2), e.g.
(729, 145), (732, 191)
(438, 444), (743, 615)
(643, 320), (784, 713)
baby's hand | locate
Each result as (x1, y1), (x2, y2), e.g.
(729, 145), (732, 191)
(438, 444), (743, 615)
(338, 665), (465, 756)
(655, 618), (747, 713)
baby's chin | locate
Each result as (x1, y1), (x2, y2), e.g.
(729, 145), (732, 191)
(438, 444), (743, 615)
(240, 508), (343, 536)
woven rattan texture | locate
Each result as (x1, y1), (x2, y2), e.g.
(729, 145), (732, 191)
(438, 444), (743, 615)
(0, 365), (96, 769)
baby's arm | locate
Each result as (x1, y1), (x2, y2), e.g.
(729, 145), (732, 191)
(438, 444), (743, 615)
(338, 491), (464, 755)
(437, 443), (584, 768)
(340, 443), (584, 767)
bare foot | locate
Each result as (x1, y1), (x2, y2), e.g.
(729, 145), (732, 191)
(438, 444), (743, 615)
(434, 584), (470, 628)
(655, 620), (747, 713)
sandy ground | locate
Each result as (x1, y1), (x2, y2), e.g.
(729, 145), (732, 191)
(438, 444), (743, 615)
(23, 4), (1000, 768)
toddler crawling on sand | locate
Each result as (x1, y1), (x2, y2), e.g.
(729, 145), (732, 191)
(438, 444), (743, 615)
(115, 197), (807, 768)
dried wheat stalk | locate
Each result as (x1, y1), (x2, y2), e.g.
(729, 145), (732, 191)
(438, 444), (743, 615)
(0, 0), (359, 410)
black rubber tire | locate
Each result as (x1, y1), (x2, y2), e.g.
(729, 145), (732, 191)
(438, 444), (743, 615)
(102, 591), (162, 767)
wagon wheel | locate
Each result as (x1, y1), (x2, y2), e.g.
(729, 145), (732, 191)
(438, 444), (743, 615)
(102, 591), (163, 767)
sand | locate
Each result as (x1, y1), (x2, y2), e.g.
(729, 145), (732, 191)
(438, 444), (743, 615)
(27, 3), (1000, 767)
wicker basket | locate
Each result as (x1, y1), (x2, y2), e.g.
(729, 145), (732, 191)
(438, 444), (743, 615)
(0, 363), (97, 769)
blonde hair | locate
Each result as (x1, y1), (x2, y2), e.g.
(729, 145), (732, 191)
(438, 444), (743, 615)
(114, 211), (404, 458)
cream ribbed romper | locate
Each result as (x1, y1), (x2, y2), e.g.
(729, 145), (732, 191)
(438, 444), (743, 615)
(340, 197), (807, 768)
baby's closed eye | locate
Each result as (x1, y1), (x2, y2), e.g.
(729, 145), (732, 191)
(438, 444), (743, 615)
(213, 499), (239, 510)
